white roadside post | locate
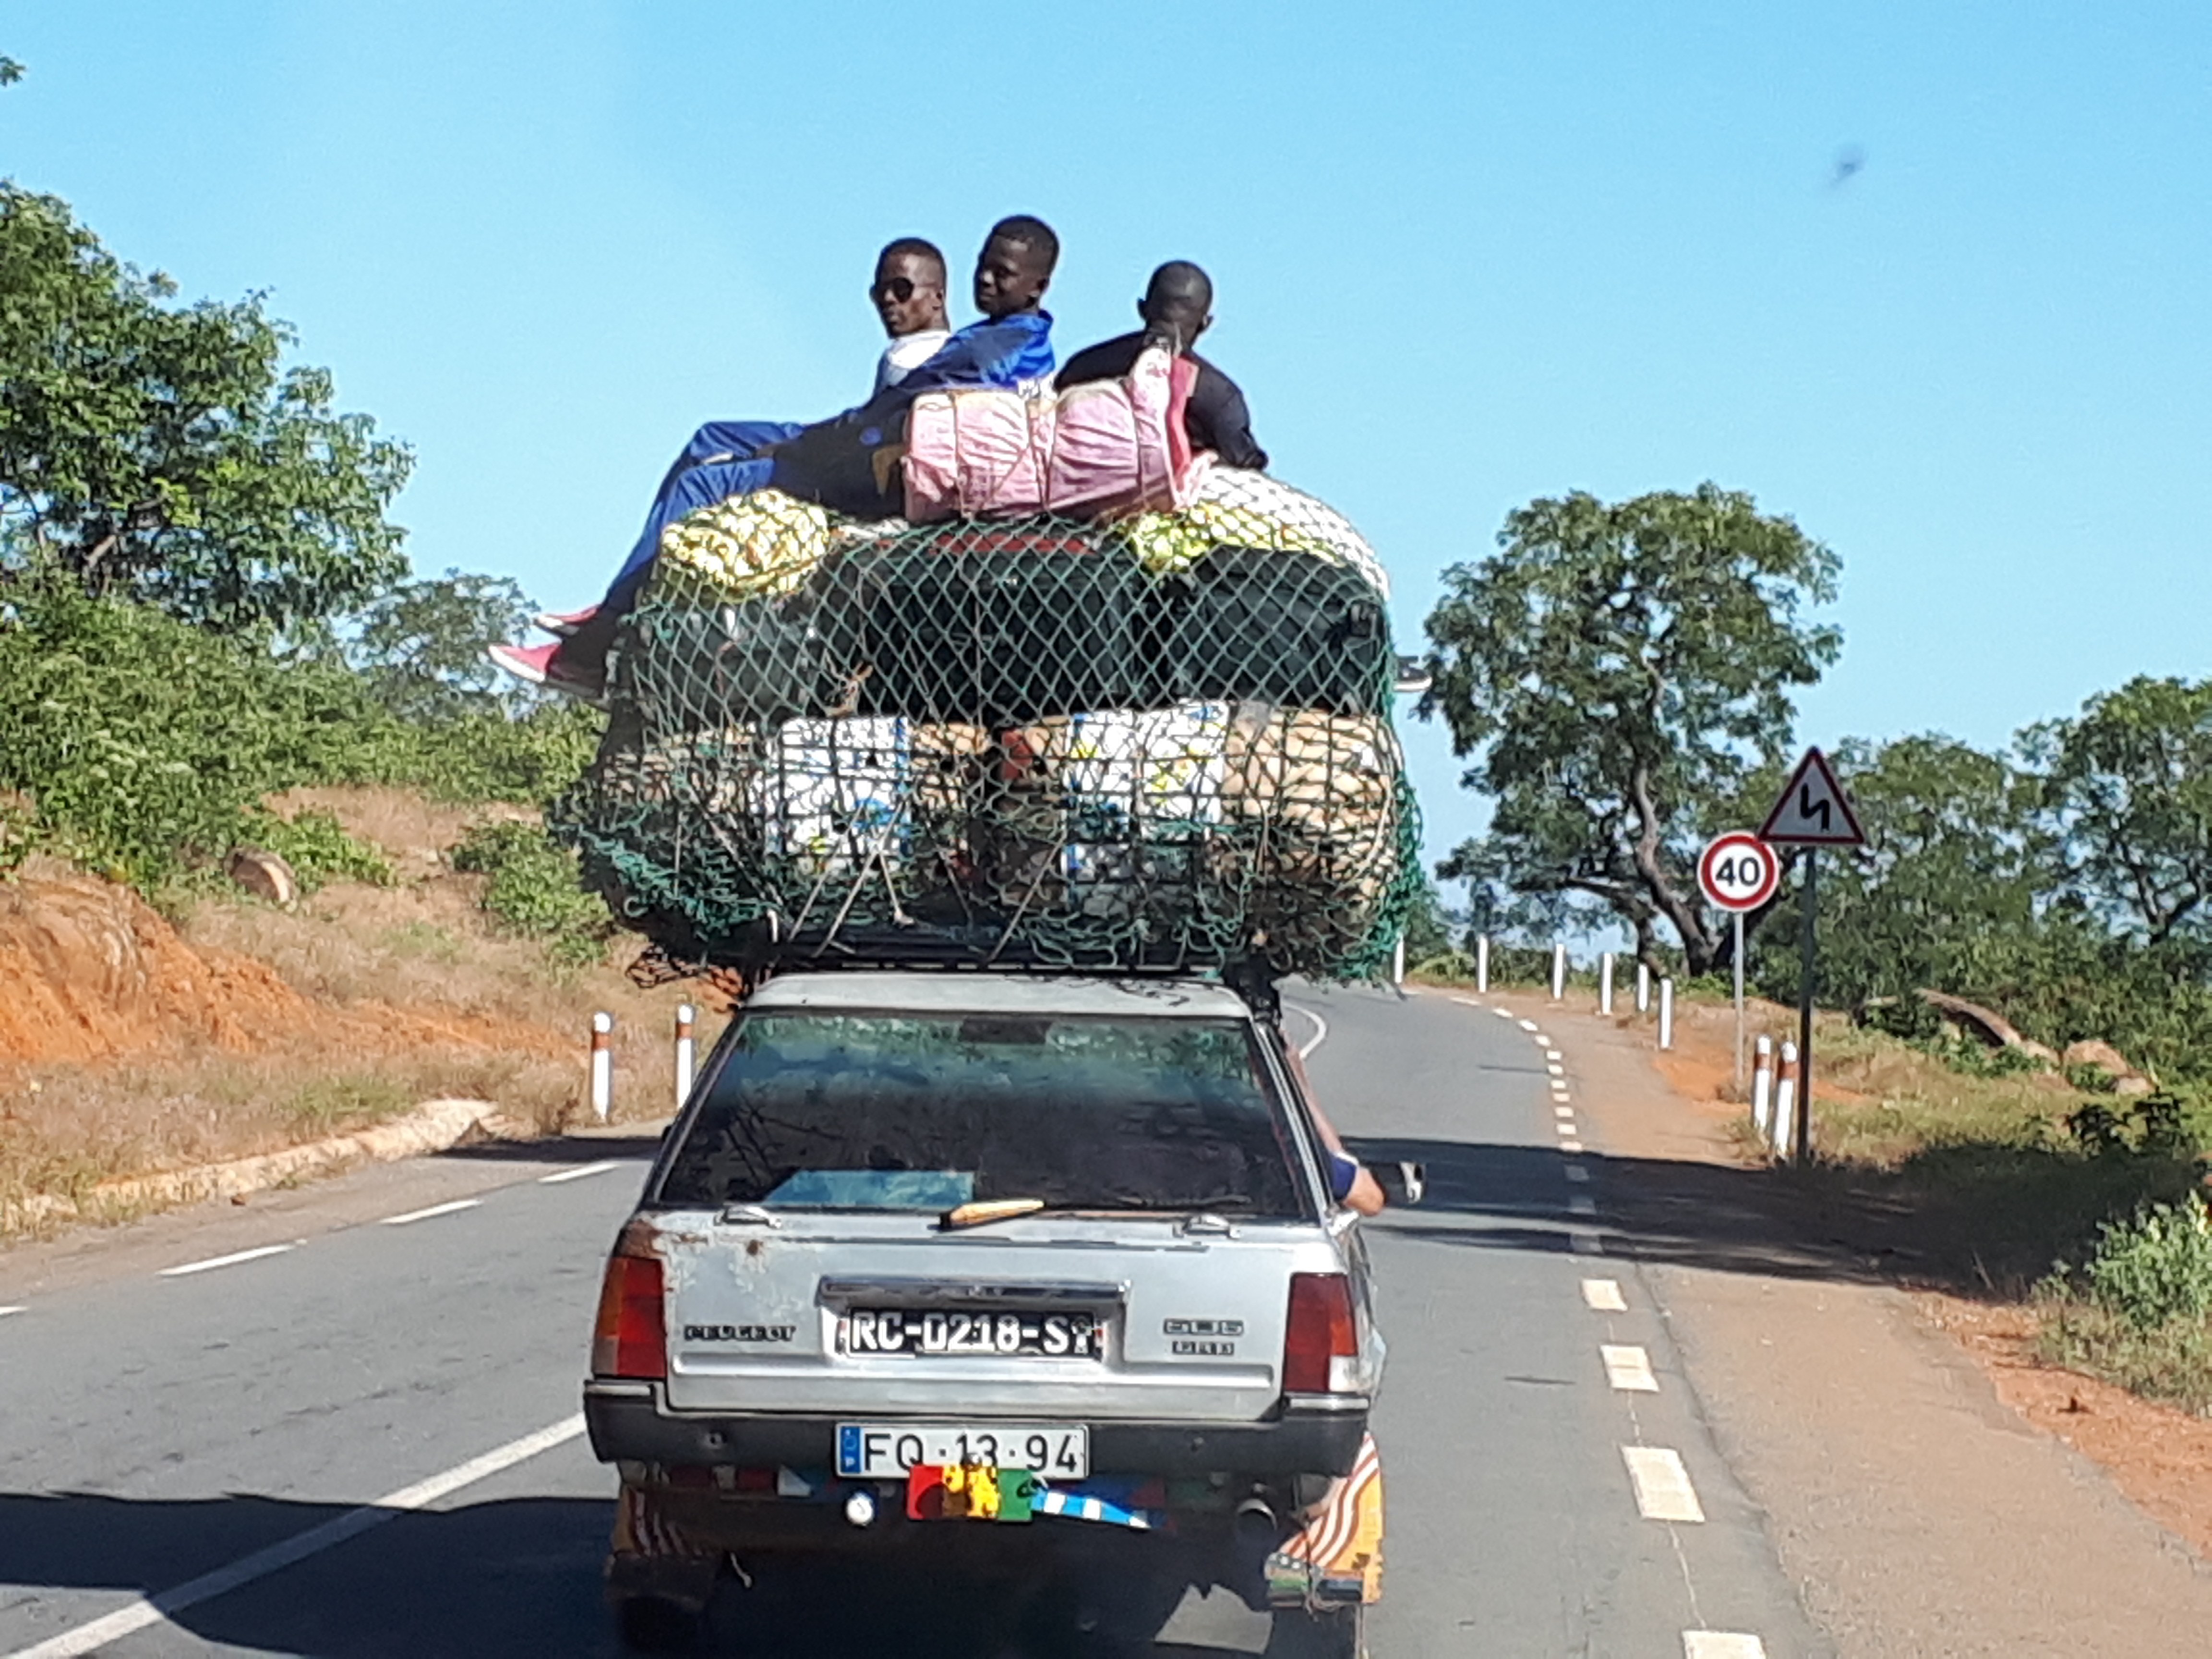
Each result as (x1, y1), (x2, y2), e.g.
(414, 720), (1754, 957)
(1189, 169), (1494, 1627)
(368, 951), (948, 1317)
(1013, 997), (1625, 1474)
(1658, 978), (1674, 1050)
(1599, 952), (1615, 1016)
(1476, 935), (1491, 994)
(1550, 943), (1566, 1001)
(675, 1004), (697, 1109)
(589, 1012), (613, 1123)
(1752, 1034), (1775, 1148)
(1392, 935), (1406, 989)
(1635, 962), (1650, 1015)
(1773, 1041), (1800, 1162)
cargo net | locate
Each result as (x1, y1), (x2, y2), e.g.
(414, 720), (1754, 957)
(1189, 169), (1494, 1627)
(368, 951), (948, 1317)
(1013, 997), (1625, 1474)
(552, 469), (1422, 981)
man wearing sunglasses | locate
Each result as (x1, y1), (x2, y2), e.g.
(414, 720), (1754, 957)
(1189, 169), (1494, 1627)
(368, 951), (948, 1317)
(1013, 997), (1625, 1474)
(871, 238), (954, 392)
(498, 238), (959, 676)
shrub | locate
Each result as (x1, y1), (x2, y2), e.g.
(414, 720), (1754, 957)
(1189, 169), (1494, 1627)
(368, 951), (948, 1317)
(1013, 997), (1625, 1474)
(246, 807), (395, 892)
(450, 819), (612, 965)
(2075, 1194), (2212, 1331)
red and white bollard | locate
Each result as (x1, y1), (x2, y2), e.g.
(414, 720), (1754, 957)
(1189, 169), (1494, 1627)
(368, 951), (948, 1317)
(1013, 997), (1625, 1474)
(675, 1004), (697, 1109)
(589, 1012), (613, 1123)
(1751, 1034), (1775, 1148)
(1773, 1041), (1800, 1163)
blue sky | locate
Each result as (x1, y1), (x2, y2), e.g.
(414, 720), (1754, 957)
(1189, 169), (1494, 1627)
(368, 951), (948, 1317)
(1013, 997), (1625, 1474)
(5, 1), (2208, 872)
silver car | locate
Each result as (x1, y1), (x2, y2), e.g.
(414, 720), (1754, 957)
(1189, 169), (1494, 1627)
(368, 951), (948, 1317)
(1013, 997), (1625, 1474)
(585, 971), (1385, 1656)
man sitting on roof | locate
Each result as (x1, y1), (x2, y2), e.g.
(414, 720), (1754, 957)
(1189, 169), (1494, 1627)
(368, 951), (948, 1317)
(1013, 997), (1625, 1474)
(494, 219), (1058, 701)
(1057, 260), (1267, 472)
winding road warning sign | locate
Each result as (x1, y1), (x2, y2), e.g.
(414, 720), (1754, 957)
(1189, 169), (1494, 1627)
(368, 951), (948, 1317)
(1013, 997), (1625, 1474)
(1759, 747), (1865, 847)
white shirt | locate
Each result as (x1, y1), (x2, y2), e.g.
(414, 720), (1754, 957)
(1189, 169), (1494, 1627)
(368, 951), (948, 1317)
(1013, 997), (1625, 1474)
(875, 328), (953, 392)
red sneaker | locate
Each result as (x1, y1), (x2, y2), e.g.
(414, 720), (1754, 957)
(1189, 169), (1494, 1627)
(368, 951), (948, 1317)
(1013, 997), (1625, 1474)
(486, 641), (606, 707)
(532, 605), (598, 638)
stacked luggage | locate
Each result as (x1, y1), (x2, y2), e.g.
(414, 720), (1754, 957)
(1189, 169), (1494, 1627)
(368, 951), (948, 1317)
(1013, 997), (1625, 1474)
(552, 469), (1420, 981)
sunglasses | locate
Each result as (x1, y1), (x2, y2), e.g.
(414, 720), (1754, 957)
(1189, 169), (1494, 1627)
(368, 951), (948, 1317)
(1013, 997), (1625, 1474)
(872, 276), (916, 304)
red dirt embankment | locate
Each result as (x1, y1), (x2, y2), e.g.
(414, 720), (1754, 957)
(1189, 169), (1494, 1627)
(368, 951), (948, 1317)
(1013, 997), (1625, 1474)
(0, 871), (310, 1065)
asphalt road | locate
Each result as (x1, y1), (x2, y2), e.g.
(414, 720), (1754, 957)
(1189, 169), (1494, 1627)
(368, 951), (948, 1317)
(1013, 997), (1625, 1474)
(0, 985), (1827, 1657)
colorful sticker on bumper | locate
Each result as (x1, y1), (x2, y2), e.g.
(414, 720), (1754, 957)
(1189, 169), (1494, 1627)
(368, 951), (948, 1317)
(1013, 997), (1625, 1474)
(1267, 1432), (1384, 1608)
(905, 1464), (1038, 1522)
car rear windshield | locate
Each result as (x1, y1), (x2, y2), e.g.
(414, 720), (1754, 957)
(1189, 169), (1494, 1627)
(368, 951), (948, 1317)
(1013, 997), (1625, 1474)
(657, 1010), (1310, 1219)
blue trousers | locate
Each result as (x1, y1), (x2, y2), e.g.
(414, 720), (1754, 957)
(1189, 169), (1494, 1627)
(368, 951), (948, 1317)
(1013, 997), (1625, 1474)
(602, 420), (801, 611)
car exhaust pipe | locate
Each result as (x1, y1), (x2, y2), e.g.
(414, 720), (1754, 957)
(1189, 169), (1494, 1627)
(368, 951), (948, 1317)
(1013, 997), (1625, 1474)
(1233, 1494), (1279, 1544)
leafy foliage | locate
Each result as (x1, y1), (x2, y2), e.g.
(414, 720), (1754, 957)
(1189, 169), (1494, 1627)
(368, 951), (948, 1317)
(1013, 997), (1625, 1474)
(0, 184), (411, 635)
(2022, 676), (2212, 946)
(347, 569), (540, 722)
(1422, 484), (1840, 974)
(451, 820), (613, 966)
(247, 806), (396, 893)
(2071, 1194), (2212, 1332)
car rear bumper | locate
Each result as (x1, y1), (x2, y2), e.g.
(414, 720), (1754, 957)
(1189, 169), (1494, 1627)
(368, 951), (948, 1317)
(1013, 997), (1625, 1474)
(584, 1381), (1369, 1477)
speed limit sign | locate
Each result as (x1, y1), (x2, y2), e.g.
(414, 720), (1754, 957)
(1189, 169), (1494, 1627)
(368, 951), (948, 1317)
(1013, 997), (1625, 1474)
(1699, 831), (1779, 913)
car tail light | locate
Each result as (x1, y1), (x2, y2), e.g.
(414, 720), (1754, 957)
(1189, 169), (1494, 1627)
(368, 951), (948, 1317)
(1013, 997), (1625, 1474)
(592, 1229), (666, 1381)
(1282, 1272), (1359, 1394)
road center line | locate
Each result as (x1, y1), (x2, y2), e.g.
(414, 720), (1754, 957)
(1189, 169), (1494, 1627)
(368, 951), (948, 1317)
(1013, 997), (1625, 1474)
(379, 1198), (482, 1226)
(539, 1159), (623, 1184)
(1286, 1003), (1329, 1058)
(1622, 1445), (1705, 1522)
(4, 1414), (587, 1659)
(1683, 1634), (1767, 1659)
(158, 1244), (293, 1278)
(1582, 1277), (1627, 1311)
(1601, 1343), (1659, 1392)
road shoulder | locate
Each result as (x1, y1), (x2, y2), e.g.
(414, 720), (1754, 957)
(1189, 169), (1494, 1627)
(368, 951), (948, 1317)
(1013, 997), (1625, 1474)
(1464, 987), (2212, 1658)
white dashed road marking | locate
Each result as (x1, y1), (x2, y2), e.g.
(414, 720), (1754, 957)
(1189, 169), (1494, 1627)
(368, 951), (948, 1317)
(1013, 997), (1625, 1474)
(0, 1306), (23, 1318)
(1622, 1446), (1705, 1522)
(1554, 1105), (1575, 1119)
(1568, 1194), (1597, 1216)
(1683, 1634), (1767, 1659)
(1518, 1019), (1540, 1032)
(1452, 995), (1485, 1008)
(1289, 1004), (1329, 1058)
(7, 1414), (587, 1659)
(1601, 1343), (1660, 1392)
(1582, 1277), (1627, 1311)
(159, 1244), (294, 1278)
(1545, 1048), (1563, 1060)
(1491, 1007), (1514, 1019)
(1546, 1063), (1565, 1077)
(1569, 1228), (1602, 1255)
(379, 1199), (482, 1226)
(1560, 1138), (1585, 1153)
(540, 1159), (623, 1184)
(1564, 1164), (1589, 1182)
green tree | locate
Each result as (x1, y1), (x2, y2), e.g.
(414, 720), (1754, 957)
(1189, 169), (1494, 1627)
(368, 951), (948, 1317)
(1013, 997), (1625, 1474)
(1422, 484), (1840, 975)
(348, 569), (539, 722)
(0, 184), (411, 635)
(2022, 677), (2212, 946)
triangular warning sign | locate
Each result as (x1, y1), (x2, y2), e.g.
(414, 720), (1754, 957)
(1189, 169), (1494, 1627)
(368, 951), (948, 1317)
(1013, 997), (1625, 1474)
(1759, 747), (1866, 846)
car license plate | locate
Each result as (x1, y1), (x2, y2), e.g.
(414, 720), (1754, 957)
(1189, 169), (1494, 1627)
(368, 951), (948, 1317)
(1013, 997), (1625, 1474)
(840, 1309), (1105, 1358)
(837, 1423), (1089, 1479)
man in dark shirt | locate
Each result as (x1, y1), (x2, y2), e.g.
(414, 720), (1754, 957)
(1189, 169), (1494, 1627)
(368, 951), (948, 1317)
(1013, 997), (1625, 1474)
(1055, 261), (1268, 471)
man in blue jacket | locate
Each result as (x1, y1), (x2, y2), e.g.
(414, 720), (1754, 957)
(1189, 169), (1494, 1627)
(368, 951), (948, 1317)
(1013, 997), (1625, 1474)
(495, 217), (1059, 700)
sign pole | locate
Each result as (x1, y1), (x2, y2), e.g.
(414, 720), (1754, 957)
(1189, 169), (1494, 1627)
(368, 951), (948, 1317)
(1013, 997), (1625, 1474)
(1794, 849), (1817, 1164)
(1732, 910), (1746, 1095)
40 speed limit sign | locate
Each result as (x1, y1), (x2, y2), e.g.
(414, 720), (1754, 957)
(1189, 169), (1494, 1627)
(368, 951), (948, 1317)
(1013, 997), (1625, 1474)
(1699, 831), (1780, 913)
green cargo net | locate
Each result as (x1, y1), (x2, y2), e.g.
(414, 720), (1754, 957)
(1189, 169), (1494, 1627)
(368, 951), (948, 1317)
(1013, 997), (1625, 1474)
(551, 472), (1422, 981)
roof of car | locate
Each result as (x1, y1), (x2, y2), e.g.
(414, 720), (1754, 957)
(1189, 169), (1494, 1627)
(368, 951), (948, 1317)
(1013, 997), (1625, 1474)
(744, 972), (1254, 1021)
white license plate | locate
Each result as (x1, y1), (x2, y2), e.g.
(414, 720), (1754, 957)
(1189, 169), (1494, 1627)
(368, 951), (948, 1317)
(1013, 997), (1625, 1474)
(836, 1422), (1089, 1479)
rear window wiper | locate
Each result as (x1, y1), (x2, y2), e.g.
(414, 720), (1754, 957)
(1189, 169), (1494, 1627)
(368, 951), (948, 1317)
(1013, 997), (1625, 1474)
(938, 1196), (1256, 1232)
